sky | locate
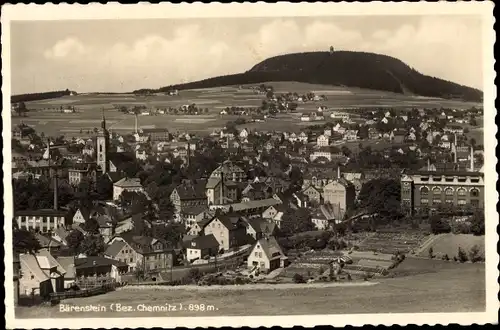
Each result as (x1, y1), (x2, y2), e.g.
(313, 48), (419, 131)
(10, 15), (484, 94)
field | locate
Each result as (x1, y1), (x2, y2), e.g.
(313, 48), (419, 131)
(15, 258), (485, 318)
(12, 82), (481, 138)
(417, 234), (485, 259)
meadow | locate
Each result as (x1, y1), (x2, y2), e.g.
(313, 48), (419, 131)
(15, 258), (484, 318)
(11, 82), (482, 138)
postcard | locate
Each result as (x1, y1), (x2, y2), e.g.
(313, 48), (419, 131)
(2, 2), (498, 328)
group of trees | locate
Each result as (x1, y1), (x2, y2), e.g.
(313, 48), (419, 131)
(11, 89), (73, 103)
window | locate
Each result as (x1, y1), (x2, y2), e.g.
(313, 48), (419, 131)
(259, 252), (263, 258)
(130, 258), (133, 262)
(445, 188), (454, 196)
(420, 187), (429, 197)
(255, 252), (258, 257)
(471, 200), (479, 207)
(457, 188), (467, 197)
(470, 189), (479, 198)
(420, 199), (429, 205)
(458, 200), (466, 205)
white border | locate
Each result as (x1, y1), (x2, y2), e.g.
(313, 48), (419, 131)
(2, 2), (498, 328)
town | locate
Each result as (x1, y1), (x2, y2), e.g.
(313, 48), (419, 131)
(11, 85), (485, 312)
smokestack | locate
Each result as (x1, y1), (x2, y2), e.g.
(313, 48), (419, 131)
(427, 158), (431, 171)
(453, 134), (458, 163)
(220, 171), (224, 205)
(187, 142), (191, 167)
(470, 145), (474, 172)
(337, 166), (341, 179)
(53, 175), (58, 210)
(134, 114), (138, 134)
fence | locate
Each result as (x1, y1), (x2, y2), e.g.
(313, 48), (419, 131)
(50, 282), (119, 301)
(75, 275), (116, 290)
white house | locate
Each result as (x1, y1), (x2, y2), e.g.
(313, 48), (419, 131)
(247, 237), (287, 273)
(316, 134), (329, 147)
(113, 178), (144, 201)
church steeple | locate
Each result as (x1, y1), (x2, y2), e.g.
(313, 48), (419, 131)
(101, 109), (107, 131)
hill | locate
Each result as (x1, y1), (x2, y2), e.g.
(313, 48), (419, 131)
(11, 89), (75, 103)
(142, 51), (482, 102)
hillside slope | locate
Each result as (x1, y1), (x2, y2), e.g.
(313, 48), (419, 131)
(146, 51), (482, 102)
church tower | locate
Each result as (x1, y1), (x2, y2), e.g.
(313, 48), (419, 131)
(96, 109), (109, 173)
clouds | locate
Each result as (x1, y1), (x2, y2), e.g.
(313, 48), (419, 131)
(14, 16), (484, 94)
(43, 37), (88, 59)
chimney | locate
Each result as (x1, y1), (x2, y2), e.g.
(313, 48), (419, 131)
(53, 174), (58, 210)
(427, 158), (431, 171)
(134, 114), (138, 134)
(470, 145), (474, 172)
(187, 142), (191, 167)
(220, 171), (224, 205)
(453, 134), (458, 163)
(337, 166), (341, 179)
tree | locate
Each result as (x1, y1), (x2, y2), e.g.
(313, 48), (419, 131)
(84, 218), (100, 235)
(280, 208), (315, 237)
(66, 230), (85, 255)
(470, 210), (485, 236)
(79, 235), (105, 256)
(457, 247), (468, 263)
(357, 179), (401, 216)
(13, 228), (41, 254)
(468, 245), (483, 263)
(96, 175), (113, 200)
(428, 247), (434, 259)
(429, 215), (451, 234)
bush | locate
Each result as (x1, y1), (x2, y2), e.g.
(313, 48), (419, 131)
(187, 268), (202, 282)
(318, 266), (325, 275)
(428, 247), (434, 259)
(430, 215), (451, 234)
(468, 245), (483, 263)
(457, 247), (468, 263)
(442, 254), (450, 261)
(293, 273), (306, 283)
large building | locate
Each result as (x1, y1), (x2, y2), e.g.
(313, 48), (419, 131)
(15, 209), (68, 233)
(96, 111), (110, 173)
(401, 170), (485, 213)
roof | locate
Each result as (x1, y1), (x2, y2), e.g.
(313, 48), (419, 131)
(226, 198), (282, 212)
(210, 214), (246, 231)
(117, 232), (171, 254)
(253, 237), (285, 261)
(56, 257), (76, 279)
(20, 253), (50, 282)
(105, 240), (127, 258)
(35, 233), (61, 248)
(53, 227), (70, 242)
(37, 248), (66, 274)
(182, 205), (208, 216)
(96, 214), (113, 227)
(114, 177), (142, 188)
(106, 172), (123, 183)
(75, 207), (91, 221)
(141, 128), (169, 133)
(407, 170), (484, 177)
(174, 180), (207, 200)
(312, 204), (337, 220)
(74, 256), (129, 270)
(246, 217), (268, 233)
(15, 209), (67, 217)
(186, 234), (219, 250)
(205, 177), (221, 189)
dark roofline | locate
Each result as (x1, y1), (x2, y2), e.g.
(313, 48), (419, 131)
(406, 170), (483, 177)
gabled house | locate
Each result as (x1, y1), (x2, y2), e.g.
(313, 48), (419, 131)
(311, 204), (338, 230)
(113, 177), (144, 201)
(170, 179), (207, 220)
(247, 237), (288, 273)
(184, 234), (219, 262)
(202, 214), (248, 251)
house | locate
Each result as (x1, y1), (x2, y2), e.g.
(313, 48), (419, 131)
(106, 234), (173, 273)
(96, 215), (114, 243)
(298, 132), (309, 143)
(311, 204), (338, 230)
(343, 130), (359, 141)
(202, 214), (248, 252)
(391, 130), (406, 143)
(185, 234), (219, 262)
(239, 128), (249, 139)
(170, 179), (207, 220)
(19, 253), (53, 299)
(322, 179), (356, 220)
(316, 134), (329, 147)
(15, 209), (68, 233)
(74, 256), (129, 280)
(247, 237), (287, 273)
(50, 227), (71, 247)
(302, 185), (323, 205)
(68, 163), (102, 187)
(113, 177), (143, 200)
(72, 207), (91, 225)
(56, 256), (77, 288)
(181, 205), (209, 229)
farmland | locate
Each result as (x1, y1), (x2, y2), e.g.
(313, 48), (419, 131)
(417, 234), (485, 259)
(11, 82), (481, 138)
(15, 258), (485, 318)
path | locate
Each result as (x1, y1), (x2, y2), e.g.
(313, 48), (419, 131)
(414, 234), (443, 256)
(118, 281), (379, 292)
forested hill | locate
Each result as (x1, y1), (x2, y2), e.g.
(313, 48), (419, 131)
(146, 51), (482, 102)
(11, 89), (74, 103)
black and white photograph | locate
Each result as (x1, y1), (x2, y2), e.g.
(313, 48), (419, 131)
(3, 2), (497, 328)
